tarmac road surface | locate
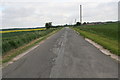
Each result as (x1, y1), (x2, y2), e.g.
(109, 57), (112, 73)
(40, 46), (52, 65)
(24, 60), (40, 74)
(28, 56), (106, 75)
(2, 27), (118, 78)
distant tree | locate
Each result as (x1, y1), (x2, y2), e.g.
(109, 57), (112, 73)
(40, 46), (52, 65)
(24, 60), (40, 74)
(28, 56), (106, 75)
(45, 22), (52, 29)
(75, 22), (81, 26)
(83, 22), (87, 25)
(45, 23), (49, 29)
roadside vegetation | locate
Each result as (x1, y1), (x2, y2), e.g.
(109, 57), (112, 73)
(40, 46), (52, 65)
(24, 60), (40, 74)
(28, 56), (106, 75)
(72, 22), (119, 56)
(2, 27), (62, 63)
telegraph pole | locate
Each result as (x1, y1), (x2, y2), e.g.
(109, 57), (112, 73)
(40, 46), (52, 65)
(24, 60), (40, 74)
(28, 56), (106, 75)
(80, 5), (82, 24)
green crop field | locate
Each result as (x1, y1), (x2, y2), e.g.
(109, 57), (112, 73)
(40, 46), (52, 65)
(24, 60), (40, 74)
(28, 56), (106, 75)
(72, 22), (119, 56)
(2, 28), (57, 56)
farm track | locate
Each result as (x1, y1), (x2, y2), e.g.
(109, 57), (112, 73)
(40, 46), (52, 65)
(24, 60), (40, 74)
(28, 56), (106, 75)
(2, 27), (119, 78)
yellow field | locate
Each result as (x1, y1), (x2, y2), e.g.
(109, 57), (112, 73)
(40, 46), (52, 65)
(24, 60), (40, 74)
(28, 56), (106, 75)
(0, 28), (46, 33)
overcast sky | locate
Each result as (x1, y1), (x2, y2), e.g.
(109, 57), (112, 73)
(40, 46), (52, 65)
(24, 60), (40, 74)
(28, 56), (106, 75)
(0, 0), (119, 29)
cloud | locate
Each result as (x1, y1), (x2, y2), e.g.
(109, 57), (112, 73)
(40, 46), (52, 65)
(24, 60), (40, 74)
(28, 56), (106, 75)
(118, 1), (120, 21)
(83, 2), (118, 22)
(1, 0), (119, 2)
(1, 0), (119, 29)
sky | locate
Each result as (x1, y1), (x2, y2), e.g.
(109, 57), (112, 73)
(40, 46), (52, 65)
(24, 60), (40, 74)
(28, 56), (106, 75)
(0, 0), (119, 29)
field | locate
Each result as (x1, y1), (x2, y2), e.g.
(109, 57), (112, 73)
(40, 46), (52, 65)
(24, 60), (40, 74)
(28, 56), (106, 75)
(72, 22), (119, 56)
(0, 28), (46, 33)
(2, 28), (57, 56)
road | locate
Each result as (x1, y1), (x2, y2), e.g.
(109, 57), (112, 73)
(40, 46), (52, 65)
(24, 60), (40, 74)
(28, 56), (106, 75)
(2, 27), (118, 78)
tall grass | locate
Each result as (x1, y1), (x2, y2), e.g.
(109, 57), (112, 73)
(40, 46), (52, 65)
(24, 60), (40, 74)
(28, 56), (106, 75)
(2, 28), (55, 55)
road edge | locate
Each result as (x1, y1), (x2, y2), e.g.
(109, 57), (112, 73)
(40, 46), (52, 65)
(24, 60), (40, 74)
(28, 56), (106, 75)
(2, 28), (63, 68)
(71, 27), (120, 62)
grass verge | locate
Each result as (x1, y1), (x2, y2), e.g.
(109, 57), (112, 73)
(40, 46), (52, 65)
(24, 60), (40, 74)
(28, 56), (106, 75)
(72, 27), (119, 56)
(2, 28), (62, 63)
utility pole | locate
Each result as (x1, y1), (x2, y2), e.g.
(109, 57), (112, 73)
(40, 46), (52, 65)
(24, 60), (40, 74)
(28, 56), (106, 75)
(80, 5), (82, 24)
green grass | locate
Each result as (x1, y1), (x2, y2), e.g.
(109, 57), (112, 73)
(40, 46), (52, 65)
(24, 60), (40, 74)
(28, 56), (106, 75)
(72, 23), (119, 56)
(2, 28), (62, 63)
(76, 23), (118, 40)
(2, 28), (60, 55)
(2, 31), (31, 38)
